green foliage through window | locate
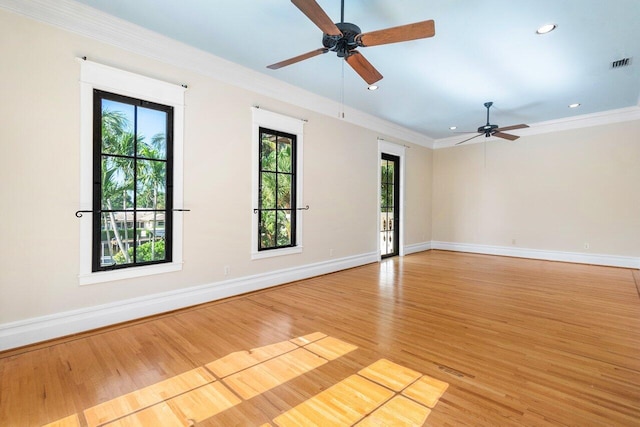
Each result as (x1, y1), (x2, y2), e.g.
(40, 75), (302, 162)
(113, 240), (166, 264)
(93, 90), (173, 271)
(258, 128), (296, 250)
(381, 162), (395, 213)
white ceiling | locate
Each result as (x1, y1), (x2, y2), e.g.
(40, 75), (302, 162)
(71, 0), (640, 140)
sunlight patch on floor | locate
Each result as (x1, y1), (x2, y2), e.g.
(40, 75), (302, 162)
(42, 413), (81, 427)
(223, 348), (327, 399)
(83, 367), (214, 426)
(274, 374), (395, 426)
(44, 333), (448, 426)
(274, 358), (447, 426)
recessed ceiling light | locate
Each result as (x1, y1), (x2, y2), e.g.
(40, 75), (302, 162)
(536, 23), (557, 34)
(568, 103), (581, 108)
(449, 126), (457, 130)
(367, 85), (379, 91)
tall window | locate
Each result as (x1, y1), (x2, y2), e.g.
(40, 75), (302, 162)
(92, 90), (173, 271)
(258, 128), (297, 250)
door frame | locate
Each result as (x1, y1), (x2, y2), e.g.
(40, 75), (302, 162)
(377, 139), (405, 260)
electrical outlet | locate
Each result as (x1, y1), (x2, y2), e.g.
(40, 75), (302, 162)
(512, 239), (516, 245)
(584, 243), (590, 250)
(329, 249), (334, 257)
(224, 265), (230, 276)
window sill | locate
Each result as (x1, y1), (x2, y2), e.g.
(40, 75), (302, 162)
(251, 246), (303, 260)
(79, 262), (183, 286)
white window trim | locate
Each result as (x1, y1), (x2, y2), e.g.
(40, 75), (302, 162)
(251, 107), (305, 260)
(378, 138), (406, 260)
(78, 59), (186, 285)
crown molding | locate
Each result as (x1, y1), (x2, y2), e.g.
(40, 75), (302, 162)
(0, 0), (434, 148)
(433, 106), (640, 149)
(7, 0), (637, 151)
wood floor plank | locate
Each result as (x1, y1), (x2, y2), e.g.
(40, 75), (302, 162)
(402, 375), (449, 408)
(2, 251), (639, 426)
(303, 336), (358, 360)
(42, 413), (81, 427)
(84, 367), (214, 427)
(205, 340), (297, 378)
(222, 348), (327, 399)
(165, 382), (242, 423)
(356, 395), (431, 426)
(358, 358), (422, 392)
(273, 375), (394, 426)
(290, 332), (327, 346)
(102, 402), (185, 427)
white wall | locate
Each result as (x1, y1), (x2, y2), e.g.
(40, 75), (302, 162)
(0, 8), (433, 347)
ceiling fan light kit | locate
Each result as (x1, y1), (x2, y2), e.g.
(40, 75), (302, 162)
(536, 23), (557, 34)
(267, 0), (436, 85)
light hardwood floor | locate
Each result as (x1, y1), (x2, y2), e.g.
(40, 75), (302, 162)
(1, 250), (639, 426)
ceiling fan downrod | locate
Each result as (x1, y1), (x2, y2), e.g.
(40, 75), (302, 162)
(484, 101), (493, 125)
(478, 101), (498, 136)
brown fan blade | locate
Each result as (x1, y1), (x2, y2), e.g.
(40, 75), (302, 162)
(345, 51), (383, 85)
(495, 124), (529, 132)
(455, 133), (483, 145)
(357, 20), (435, 47)
(291, 0), (342, 36)
(493, 131), (519, 141)
(267, 48), (329, 70)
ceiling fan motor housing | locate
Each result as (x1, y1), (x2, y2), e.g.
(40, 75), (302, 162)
(323, 22), (361, 57)
(478, 124), (498, 135)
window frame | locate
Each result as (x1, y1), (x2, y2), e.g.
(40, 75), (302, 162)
(78, 59), (185, 285)
(257, 127), (297, 252)
(92, 89), (174, 272)
(251, 108), (304, 259)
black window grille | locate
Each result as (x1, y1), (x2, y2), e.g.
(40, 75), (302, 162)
(258, 127), (297, 250)
(92, 90), (173, 271)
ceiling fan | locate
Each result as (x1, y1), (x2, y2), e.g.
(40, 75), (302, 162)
(267, 0), (436, 85)
(455, 102), (530, 145)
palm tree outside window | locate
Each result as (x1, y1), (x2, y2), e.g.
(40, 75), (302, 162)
(257, 128), (296, 250)
(92, 90), (173, 271)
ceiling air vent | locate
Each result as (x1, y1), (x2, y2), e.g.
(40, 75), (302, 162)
(611, 57), (631, 68)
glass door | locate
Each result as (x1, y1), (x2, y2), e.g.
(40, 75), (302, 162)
(380, 153), (400, 258)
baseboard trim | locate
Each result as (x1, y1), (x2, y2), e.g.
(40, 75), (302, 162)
(0, 252), (378, 351)
(431, 241), (640, 269)
(404, 241), (432, 255)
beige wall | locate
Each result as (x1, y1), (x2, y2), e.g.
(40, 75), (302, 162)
(405, 147), (433, 245)
(1, 7), (637, 335)
(0, 10), (432, 325)
(432, 120), (640, 256)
